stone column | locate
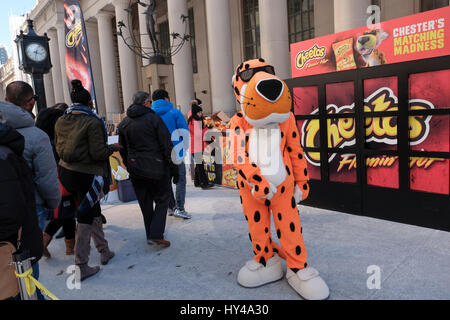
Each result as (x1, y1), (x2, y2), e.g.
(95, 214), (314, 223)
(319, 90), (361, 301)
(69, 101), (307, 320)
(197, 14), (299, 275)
(44, 72), (55, 108)
(47, 28), (65, 103)
(56, 22), (72, 104)
(138, 0), (153, 66)
(97, 12), (122, 120)
(85, 20), (107, 119)
(334, 0), (372, 33)
(113, 0), (139, 109)
(167, 0), (195, 115)
(259, 0), (291, 80)
(205, 0), (235, 115)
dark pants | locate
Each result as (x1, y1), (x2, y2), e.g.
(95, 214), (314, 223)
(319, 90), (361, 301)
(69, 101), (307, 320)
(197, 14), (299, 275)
(59, 167), (110, 266)
(131, 174), (170, 240)
(193, 153), (209, 187)
(59, 167), (101, 225)
(45, 217), (76, 239)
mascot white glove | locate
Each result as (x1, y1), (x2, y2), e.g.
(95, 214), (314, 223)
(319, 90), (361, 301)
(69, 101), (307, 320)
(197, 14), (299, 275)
(294, 185), (303, 204)
(251, 182), (278, 200)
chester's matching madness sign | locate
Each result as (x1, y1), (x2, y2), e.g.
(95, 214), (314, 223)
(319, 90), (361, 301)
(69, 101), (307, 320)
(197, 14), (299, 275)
(290, 7), (450, 77)
(291, 7), (450, 196)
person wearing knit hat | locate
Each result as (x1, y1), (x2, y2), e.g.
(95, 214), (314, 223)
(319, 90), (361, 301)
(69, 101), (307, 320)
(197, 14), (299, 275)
(55, 79), (120, 281)
(70, 79), (93, 107)
(188, 101), (212, 189)
(191, 103), (203, 119)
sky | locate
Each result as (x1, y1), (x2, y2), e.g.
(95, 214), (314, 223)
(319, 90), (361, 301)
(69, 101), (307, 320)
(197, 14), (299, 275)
(0, 0), (37, 57)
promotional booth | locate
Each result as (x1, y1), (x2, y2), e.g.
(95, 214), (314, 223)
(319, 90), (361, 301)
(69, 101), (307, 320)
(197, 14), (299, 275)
(286, 7), (450, 231)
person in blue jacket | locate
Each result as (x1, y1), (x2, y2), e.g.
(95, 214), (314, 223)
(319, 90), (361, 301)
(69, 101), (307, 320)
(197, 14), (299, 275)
(151, 89), (191, 219)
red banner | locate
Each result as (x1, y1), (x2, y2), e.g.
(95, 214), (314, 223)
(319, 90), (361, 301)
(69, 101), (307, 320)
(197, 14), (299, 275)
(64, 0), (97, 110)
(290, 7), (450, 78)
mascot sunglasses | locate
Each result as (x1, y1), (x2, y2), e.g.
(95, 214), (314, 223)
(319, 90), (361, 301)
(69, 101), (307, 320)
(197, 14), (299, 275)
(238, 65), (276, 82)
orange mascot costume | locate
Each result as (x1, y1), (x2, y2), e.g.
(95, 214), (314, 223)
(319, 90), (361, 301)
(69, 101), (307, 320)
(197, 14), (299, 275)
(230, 58), (329, 300)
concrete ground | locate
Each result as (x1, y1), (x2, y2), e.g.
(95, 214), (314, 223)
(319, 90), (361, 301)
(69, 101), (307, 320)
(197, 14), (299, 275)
(38, 180), (450, 300)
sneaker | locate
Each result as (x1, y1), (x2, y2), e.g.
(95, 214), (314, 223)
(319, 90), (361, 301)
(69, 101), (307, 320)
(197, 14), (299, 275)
(173, 208), (192, 219)
(168, 208), (175, 216)
(147, 238), (171, 247)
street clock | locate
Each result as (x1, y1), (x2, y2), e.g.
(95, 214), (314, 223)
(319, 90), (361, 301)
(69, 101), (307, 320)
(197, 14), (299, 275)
(14, 19), (53, 112)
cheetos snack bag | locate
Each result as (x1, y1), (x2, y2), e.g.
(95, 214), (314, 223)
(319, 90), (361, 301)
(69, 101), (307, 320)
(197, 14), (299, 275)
(332, 38), (357, 71)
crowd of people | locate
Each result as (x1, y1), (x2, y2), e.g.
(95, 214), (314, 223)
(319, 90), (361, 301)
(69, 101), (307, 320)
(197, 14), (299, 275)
(0, 79), (213, 300)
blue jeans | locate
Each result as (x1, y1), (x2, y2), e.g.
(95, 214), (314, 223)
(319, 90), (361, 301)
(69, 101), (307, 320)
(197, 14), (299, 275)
(36, 205), (50, 231)
(34, 205), (49, 300)
(32, 263), (45, 300)
(169, 163), (186, 211)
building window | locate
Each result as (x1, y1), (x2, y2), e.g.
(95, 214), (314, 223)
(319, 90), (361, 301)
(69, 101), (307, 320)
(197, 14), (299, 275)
(421, 0), (449, 11)
(188, 8), (198, 73)
(288, 0), (314, 44)
(242, 0), (260, 60)
(371, 0), (381, 7)
(158, 20), (171, 64)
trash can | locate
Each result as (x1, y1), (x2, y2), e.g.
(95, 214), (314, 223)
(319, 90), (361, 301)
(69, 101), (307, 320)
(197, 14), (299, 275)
(116, 179), (137, 202)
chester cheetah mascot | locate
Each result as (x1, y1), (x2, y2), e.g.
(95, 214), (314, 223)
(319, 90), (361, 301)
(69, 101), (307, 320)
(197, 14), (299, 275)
(356, 29), (389, 67)
(230, 58), (329, 300)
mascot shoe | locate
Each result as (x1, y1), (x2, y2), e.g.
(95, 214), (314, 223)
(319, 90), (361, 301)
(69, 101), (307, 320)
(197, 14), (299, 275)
(286, 267), (330, 300)
(237, 254), (284, 288)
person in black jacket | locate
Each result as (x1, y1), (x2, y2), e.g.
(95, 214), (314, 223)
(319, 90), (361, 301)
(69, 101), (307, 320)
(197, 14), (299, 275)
(35, 103), (68, 163)
(36, 103), (77, 258)
(118, 91), (178, 247)
(0, 118), (43, 291)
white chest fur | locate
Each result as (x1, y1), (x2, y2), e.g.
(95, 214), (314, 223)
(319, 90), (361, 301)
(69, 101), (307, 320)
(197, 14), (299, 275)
(248, 124), (287, 187)
(368, 55), (381, 66)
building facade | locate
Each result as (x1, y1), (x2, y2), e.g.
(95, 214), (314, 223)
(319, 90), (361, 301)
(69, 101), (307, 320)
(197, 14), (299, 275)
(0, 58), (15, 100)
(21, 0), (448, 121)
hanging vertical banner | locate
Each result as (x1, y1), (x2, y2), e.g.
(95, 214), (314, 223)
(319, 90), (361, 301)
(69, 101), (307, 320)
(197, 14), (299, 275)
(64, 0), (97, 110)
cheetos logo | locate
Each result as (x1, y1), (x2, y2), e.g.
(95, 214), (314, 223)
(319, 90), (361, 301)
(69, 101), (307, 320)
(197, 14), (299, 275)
(66, 21), (83, 48)
(301, 87), (434, 166)
(295, 44), (326, 70)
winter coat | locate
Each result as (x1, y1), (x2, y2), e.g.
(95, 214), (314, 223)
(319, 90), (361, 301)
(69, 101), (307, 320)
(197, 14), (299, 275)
(54, 109), (115, 177)
(118, 104), (175, 180)
(36, 107), (65, 163)
(0, 122), (43, 262)
(151, 99), (189, 160)
(0, 102), (60, 210)
(188, 119), (208, 154)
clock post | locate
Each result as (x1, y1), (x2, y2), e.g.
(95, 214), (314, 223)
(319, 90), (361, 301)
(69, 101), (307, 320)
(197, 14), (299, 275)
(15, 19), (52, 113)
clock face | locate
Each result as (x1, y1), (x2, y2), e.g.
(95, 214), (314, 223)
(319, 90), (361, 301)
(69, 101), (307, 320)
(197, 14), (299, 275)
(25, 43), (47, 62)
